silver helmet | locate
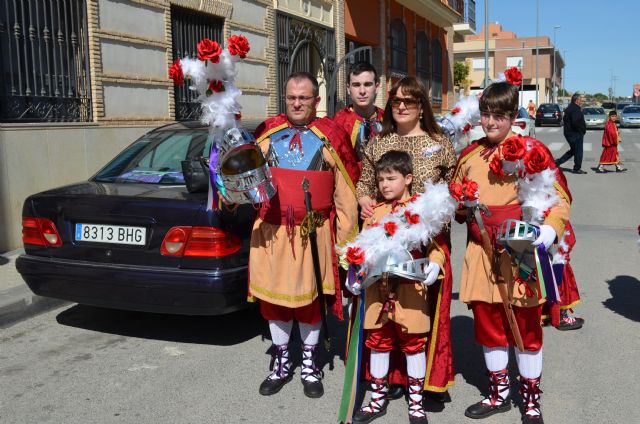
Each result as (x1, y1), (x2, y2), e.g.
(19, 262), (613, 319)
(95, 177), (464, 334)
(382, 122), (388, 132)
(497, 219), (540, 255)
(215, 127), (277, 205)
(360, 249), (430, 290)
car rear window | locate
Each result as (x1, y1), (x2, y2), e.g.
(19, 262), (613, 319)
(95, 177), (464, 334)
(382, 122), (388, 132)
(617, 103), (631, 110)
(94, 130), (210, 184)
(538, 104), (559, 112)
(624, 106), (640, 113)
(583, 108), (605, 115)
(601, 102), (615, 109)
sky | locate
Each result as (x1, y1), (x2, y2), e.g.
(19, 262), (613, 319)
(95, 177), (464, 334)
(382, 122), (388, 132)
(474, 0), (639, 97)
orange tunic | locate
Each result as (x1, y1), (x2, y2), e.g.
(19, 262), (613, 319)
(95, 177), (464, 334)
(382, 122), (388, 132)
(453, 140), (571, 307)
(248, 124), (358, 310)
(361, 200), (446, 334)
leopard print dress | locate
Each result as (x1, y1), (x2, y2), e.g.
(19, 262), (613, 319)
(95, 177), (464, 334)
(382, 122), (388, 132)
(356, 133), (457, 199)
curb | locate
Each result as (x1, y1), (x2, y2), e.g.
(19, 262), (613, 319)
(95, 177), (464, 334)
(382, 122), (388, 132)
(0, 249), (70, 328)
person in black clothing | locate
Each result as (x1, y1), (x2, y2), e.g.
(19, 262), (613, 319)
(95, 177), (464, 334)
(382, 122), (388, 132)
(555, 93), (587, 174)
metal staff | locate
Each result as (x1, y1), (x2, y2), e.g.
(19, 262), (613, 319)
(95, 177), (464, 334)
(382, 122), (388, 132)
(469, 204), (525, 352)
(301, 177), (331, 351)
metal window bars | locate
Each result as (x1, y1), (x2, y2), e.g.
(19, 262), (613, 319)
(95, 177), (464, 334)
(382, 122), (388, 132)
(0, 0), (91, 122)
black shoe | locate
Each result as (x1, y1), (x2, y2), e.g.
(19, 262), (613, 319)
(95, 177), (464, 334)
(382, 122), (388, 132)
(557, 316), (584, 331)
(464, 399), (512, 419)
(425, 390), (451, 403)
(595, 167), (606, 173)
(616, 167), (627, 172)
(386, 384), (405, 400)
(353, 407), (387, 424)
(302, 378), (324, 398)
(259, 373), (293, 396)
(522, 413), (544, 423)
(409, 413), (429, 423)
(572, 169), (587, 174)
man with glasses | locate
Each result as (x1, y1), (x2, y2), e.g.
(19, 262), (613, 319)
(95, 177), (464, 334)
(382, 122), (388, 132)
(333, 62), (384, 160)
(249, 72), (359, 399)
(556, 93), (587, 174)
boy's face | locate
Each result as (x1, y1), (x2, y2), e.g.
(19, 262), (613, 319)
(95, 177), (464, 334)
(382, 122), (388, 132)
(610, 114), (617, 122)
(377, 169), (413, 201)
(480, 111), (515, 144)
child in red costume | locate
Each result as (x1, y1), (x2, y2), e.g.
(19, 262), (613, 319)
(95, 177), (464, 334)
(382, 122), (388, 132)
(596, 111), (626, 173)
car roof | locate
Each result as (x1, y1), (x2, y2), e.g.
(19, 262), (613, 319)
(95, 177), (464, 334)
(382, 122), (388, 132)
(152, 121), (209, 131)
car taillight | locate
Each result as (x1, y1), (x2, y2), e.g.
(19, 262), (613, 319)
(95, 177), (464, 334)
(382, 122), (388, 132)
(161, 226), (241, 257)
(22, 217), (62, 247)
(514, 121), (527, 129)
(536, 112), (542, 117)
(160, 226), (190, 256)
(555, 112), (560, 117)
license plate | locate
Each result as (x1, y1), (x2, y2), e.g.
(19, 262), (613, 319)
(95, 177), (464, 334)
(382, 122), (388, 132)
(544, 113), (553, 117)
(75, 223), (146, 245)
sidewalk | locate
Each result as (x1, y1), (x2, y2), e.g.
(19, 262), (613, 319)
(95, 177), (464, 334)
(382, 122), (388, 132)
(0, 249), (69, 328)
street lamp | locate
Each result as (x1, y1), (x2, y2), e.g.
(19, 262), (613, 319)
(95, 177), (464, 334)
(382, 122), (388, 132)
(552, 26), (561, 103)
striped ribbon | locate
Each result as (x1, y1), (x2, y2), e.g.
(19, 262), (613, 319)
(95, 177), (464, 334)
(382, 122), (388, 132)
(337, 291), (365, 423)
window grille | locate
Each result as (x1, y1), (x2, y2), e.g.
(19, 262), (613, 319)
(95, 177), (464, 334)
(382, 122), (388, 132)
(171, 6), (223, 121)
(0, 0), (91, 122)
(415, 31), (430, 91)
(431, 39), (443, 102)
(390, 19), (407, 75)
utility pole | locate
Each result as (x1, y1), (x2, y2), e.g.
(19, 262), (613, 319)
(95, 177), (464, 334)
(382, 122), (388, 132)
(535, 0), (539, 105)
(609, 69), (614, 100)
(613, 75), (618, 101)
(562, 50), (569, 102)
(552, 26), (561, 103)
(484, 0), (489, 88)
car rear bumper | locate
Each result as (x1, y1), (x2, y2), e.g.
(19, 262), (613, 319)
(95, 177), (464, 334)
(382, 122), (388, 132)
(16, 254), (250, 316)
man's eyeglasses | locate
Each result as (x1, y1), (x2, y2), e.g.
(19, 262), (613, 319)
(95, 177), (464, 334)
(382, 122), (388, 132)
(390, 97), (420, 109)
(285, 95), (316, 104)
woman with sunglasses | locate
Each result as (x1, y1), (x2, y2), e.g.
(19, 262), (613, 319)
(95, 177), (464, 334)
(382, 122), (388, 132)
(353, 76), (456, 423)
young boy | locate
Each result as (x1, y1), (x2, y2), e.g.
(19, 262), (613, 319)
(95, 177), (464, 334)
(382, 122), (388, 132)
(452, 82), (572, 423)
(354, 150), (443, 424)
(597, 111), (626, 173)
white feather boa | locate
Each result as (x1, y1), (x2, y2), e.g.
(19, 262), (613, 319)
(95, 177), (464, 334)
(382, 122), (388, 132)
(339, 181), (456, 270)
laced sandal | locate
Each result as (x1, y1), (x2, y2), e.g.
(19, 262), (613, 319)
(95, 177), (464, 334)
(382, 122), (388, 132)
(519, 376), (544, 423)
(557, 313), (584, 331)
(407, 376), (428, 423)
(258, 345), (293, 396)
(353, 377), (389, 424)
(465, 368), (511, 419)
(300, 344), (324, 398)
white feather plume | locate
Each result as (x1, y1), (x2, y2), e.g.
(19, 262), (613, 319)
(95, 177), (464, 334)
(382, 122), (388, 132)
(340, 181), (456, 270)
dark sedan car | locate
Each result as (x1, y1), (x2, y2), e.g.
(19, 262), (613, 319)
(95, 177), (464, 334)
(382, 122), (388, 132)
(16, 122), (256, 315)
(535, 103), (563, 126)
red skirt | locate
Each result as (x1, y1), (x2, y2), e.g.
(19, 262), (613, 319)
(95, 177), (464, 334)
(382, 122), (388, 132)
(599, 146), (620, 165)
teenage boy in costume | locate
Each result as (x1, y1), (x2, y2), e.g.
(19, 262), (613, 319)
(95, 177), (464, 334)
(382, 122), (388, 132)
(452, 81), (572, 424)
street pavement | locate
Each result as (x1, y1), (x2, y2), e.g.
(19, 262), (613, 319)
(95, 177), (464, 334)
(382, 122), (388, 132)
(0, 128), (639, 423)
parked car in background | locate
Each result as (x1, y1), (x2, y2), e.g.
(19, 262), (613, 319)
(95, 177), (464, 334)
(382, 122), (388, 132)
(601, 101), (616, 116)
(616, 102), (632, 116)
(620, 105), (640, 127)
(535, 103), (563, 126)
(582, 107), (607, 129)
(16, 122), (256, 316)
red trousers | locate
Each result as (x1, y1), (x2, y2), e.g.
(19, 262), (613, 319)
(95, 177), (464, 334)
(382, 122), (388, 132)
(365, 322), (427, 355)
(471, 302), (543, 351)
(260, 299), (321, 324)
